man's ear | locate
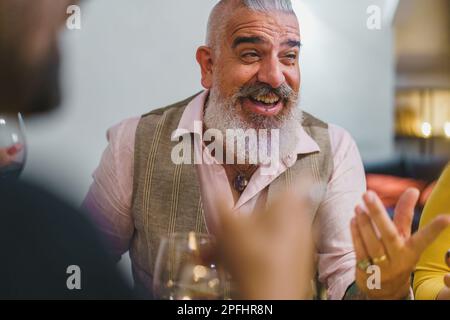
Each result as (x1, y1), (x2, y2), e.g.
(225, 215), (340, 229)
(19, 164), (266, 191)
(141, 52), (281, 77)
(196, 46), (214, 89)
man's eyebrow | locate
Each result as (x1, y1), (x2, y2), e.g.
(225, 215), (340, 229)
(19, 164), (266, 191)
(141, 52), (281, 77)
(282, 39), (302, 48)
(232, 36), (266, 48)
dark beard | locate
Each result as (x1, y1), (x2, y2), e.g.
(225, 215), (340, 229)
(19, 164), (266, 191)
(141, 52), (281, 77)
(26, 48), (62, 114)
(0, 45), (62, 115)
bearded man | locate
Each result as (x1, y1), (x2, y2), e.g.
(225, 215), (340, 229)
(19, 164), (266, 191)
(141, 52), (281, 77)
(83, 0), (367, 299)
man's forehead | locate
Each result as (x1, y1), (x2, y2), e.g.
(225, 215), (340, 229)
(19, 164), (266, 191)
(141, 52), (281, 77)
(225, 7), (300, 42)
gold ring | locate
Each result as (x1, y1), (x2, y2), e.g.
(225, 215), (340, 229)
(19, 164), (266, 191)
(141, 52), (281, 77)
(372, 255), (387, 264)
(357, 259), (371, 271)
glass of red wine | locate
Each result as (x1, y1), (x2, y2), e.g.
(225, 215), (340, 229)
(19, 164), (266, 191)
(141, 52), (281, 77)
(0, 113), (27, 180)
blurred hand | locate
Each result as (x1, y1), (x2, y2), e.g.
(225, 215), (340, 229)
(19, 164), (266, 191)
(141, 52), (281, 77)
(0, 144), (23, 167)
(436, 274), (450, 300)
(217, 192), (315, 300)
(351, 188), (450, 299)
(436, 252), (450, 300)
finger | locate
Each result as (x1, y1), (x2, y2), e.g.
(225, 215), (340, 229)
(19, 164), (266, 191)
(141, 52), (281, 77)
(393, 188), (420, 238)
(355, 205), (387, 259)
(216, 198), (241, 240)
(444, 274), (450, 288)
(216, 198), (249, 265)
(0, 150), (13, 166)
(363, 191), (402, 254)
(409, 215), (450, 256)
(7, 143), (23, 156)
(263, 190), (311, 236)
(350, 216), (369, 262)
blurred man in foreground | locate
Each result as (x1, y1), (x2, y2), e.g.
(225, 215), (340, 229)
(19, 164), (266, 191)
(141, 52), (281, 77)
(0, 0), (133, 299)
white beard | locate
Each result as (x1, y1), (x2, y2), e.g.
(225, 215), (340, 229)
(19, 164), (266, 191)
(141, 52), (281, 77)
(203, 85), (303, 165)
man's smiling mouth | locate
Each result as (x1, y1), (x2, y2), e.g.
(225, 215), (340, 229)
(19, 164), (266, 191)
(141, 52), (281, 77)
(243, 93), (284, 116)
(249, 92), (281, 105)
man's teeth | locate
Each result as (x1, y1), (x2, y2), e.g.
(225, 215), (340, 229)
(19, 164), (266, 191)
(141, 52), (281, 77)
(252, 96), (280, 104)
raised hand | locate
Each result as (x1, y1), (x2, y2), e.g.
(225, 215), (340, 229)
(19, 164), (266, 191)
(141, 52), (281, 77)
(435, 274), (450, 300)
(436, 251), (450, 300)
(217, 191), (315, 300)
(351, 188), (450, 299)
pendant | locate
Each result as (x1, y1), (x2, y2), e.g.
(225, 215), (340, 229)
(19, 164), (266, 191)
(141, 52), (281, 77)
(233, 174), (249, 193)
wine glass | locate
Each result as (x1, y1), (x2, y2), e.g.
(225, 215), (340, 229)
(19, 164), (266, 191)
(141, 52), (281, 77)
(153, 232), (227, 300)
(0, 113), (27, 180)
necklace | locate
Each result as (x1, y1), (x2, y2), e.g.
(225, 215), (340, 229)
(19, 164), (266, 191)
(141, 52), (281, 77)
(230, 165), (258, 193)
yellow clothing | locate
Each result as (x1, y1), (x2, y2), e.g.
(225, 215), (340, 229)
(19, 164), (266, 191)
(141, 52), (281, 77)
(414, 164), (450, 300)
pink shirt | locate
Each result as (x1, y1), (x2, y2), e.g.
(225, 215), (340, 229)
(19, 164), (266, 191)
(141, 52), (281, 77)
(83, 90), (366, 300)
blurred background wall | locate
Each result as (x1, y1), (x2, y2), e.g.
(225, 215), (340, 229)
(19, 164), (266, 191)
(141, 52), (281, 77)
(295, 0), (396, 161)
(394, 0), (450, 158)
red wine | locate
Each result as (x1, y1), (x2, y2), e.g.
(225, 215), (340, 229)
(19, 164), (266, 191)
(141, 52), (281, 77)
(0, 162), (23, 179)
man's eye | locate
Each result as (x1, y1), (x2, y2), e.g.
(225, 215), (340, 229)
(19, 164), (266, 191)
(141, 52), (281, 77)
(242, 52), (258, 57)
(241, 52), (260, 62)
(281, 53), (298, 64)
(285, 53), (297, 60)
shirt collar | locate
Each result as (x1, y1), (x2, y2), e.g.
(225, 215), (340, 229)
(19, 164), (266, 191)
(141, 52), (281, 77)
(282, 120), (321, 167)
(171, 90), (208, 140)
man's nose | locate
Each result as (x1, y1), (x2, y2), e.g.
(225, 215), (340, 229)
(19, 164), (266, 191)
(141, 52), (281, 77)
(257, 56), (286, 89)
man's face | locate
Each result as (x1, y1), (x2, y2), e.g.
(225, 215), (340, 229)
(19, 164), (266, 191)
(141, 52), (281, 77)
(0, 0), (70, 114)
(211, 8), (301, 127)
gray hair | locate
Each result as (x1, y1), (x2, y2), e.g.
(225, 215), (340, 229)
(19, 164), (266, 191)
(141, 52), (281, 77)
(242, 0), (293, 12)
(206, 0), (295, 49)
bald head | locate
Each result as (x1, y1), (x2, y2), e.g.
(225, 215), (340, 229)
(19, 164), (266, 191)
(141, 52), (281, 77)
(206, 0), (295, 50)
